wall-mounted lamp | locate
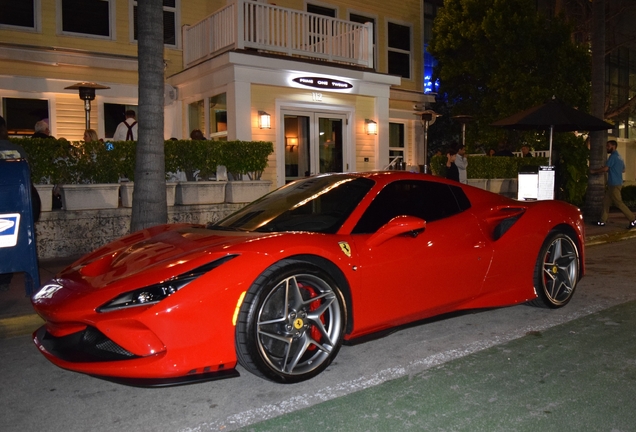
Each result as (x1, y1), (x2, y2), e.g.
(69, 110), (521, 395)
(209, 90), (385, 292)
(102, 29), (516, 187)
(64, 82), (110, 129)
(286, 137), (298, 152)
(259, 111), (271, 129)
(365, 119), (378, 135)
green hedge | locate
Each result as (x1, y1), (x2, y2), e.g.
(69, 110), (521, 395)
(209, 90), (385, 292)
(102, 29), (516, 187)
(430, 154), (549, 179)
(15, 138), (273, 184)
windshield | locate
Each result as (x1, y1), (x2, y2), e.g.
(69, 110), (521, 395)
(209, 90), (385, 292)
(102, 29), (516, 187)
(209, 174), (374, 233)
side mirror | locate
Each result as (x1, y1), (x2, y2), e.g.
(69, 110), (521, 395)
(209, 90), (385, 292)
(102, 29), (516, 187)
(367, 215), (426, 248)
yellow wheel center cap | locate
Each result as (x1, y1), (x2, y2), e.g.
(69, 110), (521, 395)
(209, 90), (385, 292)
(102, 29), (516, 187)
(552, 266), (558, 274)
(293, 318), (304, 330)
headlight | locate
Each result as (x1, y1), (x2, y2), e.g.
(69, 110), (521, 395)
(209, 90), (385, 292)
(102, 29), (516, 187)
(97, 255), (237, 312)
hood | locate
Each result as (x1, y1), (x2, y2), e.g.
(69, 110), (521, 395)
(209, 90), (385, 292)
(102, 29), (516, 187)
(61, 224), (266, 290)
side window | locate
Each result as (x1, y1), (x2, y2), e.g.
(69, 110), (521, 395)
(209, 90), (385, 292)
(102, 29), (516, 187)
(60, 0), (113, 38)
(387, 22), (411, 79)
(352, 180), (470, 234)
(104, 103), (138, 138)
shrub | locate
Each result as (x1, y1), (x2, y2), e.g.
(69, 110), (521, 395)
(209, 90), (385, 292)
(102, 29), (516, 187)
(431, 153), (548, 179)
(17, 138), (273, 184)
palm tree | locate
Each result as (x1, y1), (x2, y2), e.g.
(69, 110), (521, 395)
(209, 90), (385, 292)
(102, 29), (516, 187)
(131, 0), (168, 232)
(586, 0), (607, 220)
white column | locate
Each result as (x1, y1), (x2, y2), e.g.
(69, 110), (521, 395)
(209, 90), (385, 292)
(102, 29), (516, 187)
(375, 96), (390, 170)
(227, 80), (251, 141)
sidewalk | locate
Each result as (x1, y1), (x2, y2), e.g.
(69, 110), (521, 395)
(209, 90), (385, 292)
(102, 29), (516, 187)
(1, 212), (636, 339)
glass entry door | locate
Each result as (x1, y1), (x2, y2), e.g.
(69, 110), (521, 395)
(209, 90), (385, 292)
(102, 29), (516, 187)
(284, 112), (347, 183)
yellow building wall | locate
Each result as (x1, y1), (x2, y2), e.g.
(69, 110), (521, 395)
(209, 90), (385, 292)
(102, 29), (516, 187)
(54, 94), (98, 141)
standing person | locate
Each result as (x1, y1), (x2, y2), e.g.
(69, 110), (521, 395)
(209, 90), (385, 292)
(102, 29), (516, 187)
(113, 110), (138, 141)
(455, 143), (468, 184)
(0, 115), (40, 291)
(445, 148), (459, 182)
(590, 140), (636, 229)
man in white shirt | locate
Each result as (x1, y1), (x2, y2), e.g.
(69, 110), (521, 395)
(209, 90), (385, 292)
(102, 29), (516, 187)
(455, 143), (468, 184)
(113, 110), (138, 141)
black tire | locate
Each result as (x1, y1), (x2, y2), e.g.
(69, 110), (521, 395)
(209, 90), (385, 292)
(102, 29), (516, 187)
(528, 231), (580, 308)
(235, 260), (346, 383)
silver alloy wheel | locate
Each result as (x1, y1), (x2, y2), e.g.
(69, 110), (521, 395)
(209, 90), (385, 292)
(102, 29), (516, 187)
(256, 273), (343, 376)
(539, 235), (579, 306)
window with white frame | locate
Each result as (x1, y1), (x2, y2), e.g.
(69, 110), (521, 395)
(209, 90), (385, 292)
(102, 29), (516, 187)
(1, 97), (49, 136)
(59, 0), (113, 38)
(389, 122), (406, 169)
(387, 22), (411, 79)
(0, 0), (39, 30)
(132, 0), (178, 47)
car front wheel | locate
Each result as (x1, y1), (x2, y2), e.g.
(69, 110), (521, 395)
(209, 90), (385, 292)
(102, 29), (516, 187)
(236, 260), (346, 383)
(529, 231), (580, 308)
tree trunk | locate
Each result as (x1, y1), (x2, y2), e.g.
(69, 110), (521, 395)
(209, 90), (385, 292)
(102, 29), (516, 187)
(131, 0), (168, 232)
(585, 0), (606, 220)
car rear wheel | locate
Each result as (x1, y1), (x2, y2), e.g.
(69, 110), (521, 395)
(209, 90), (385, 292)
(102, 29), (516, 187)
(529, 231), (580, 308)
(235, 260), (346, 383)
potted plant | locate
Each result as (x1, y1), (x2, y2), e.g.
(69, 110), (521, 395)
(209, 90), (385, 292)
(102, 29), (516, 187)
(219, 141), (274, 203)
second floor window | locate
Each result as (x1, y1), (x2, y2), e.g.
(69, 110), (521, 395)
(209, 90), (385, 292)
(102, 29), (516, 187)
(133, 0), (178, 47)
(0, 0), (36, 30)
(61, 0), (112, 38)
(388, 22), (411, 79)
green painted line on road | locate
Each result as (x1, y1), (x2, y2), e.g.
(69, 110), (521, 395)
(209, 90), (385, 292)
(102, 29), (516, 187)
(241, 300), (636, 432)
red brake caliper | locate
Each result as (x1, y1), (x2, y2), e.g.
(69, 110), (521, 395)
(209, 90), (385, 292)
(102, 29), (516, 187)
(298, 283), (324, 350)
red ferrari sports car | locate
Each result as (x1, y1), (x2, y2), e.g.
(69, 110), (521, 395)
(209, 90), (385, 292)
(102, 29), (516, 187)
(32, 172), (585, 386)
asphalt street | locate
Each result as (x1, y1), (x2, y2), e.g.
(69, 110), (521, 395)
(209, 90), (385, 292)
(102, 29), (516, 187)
(1, 215), (636, 432)
(240, 300), (636, 432)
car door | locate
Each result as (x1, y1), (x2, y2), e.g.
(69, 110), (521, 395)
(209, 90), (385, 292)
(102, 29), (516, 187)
(348, 180), (494, 334)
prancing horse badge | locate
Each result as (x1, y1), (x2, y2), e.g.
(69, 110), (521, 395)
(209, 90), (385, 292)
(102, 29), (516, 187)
(338, 241), (351, 257)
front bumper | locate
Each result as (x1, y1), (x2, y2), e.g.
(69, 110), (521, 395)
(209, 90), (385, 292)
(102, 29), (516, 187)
(33, 325), (239, 387)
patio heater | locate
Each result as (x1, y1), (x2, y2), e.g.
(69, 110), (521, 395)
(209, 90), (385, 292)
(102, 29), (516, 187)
(419, 110), (439, 173)
(64, 82), (111, 130)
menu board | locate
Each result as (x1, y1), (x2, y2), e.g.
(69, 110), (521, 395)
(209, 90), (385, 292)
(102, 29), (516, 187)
(517, 173), (538, 200)
(537, 166), (555, 200)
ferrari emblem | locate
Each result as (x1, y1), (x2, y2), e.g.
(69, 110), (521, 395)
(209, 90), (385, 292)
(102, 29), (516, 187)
(552, 266), (558, 274)
(338, 241), (351, 257)
(293, 318), (304, 329)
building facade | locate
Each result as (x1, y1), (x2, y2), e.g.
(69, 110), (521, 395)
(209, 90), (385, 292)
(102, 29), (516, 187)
(0, 0), (434, 187)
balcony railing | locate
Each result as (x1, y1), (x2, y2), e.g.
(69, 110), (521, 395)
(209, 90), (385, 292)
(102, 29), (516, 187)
(183, 0), (374, 69)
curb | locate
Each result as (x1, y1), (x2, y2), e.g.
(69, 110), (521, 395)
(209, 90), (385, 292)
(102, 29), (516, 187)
(585, 229), (636, 247)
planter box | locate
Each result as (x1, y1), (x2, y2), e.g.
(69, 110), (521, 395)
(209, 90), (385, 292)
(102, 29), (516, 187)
(120, 182), (178, 207)
(225, 180), (273, 203)
(467, 179), (518, 198)
(34, 184), (54, 212)
(489, 179), (518, 198)
(60, 184), (120, 210)
(466, 179), (489, 191)
(176, 181), (226, 205)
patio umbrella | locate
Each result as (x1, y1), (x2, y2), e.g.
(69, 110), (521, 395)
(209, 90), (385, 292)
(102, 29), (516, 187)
(491, 97), (612, 164)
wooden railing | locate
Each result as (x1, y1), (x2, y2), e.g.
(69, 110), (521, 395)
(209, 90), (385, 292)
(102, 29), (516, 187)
(183, 0), (374, 69)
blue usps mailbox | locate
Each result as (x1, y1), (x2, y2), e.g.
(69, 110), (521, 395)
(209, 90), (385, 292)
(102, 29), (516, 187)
(0, 159), (40, 295)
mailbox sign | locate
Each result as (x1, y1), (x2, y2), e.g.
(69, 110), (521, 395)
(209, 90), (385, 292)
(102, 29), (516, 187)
(0, 213), (20, 248)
